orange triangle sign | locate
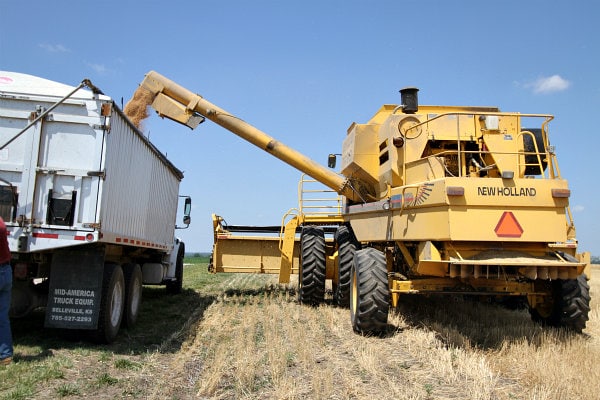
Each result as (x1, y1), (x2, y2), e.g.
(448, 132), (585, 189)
(494, 211), (523, 238)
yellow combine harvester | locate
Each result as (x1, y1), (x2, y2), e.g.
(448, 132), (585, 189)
(134, 71), (591, 333)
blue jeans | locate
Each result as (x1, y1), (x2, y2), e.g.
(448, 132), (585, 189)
(0, 264), (12, 360)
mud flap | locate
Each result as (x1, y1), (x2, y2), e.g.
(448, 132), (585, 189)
(44, 247), (105, 330)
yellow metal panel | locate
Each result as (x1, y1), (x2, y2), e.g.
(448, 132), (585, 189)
(278, 217), (299, 283)
(349, 206), (452, 242)
(483, 132), (520, 176)
(447, 177), (569, 242)
(348, 176), (570, 244)
(415, 241), (447, 277)
(391, 277), (536, 294)
(151, 93), (204, 129)
(405, 157), (446, 183)
(448, 208), (566, 242)
(579, 251), (592, 278)
(414, 261), (448, 277)
(455, 177), (569, 208)
(212, 236), (299, 275)
(341, 124), (379, 186)
(422, 113), (479, 141)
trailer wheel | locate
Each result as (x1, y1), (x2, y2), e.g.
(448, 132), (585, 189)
(122, 263), (142, 328)
(166, 242), (185, 295)
(529, 274), (590, 333)
(333, 225), (359, 308)
(298, 226), (326, 306)
(92, 263), (125, 343)
(350, 248), (389, 334)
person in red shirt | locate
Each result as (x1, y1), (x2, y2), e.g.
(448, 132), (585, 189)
(0, 216), (12, 366)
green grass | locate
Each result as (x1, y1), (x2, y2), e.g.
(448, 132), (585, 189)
(95, 372), (118, 387)
(55, 383), (80, 397)
(1, 257), (220, 399)
(0, 355), (70, 400)
(114, 358), (141, 370)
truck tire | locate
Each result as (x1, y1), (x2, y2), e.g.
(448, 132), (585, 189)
(122, 263), (142, 328)
(298, 226), (326, 306)
(350, 248), (389, 334)
(166, 242), (185, 295)
(92, 263), (125, 343)
(529, 274), (590, 333)
(333, 225), (359, 308)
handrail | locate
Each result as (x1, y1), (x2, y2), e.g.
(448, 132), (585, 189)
(297, 174), (343, 217)
(278, 208), (299, 253)
(399, 184), (422, 216)
(402, 111), (554, 136)
(416, 147), (551, 179)
(398, 111), (557, 180)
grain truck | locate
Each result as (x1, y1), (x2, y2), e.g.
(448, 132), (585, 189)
(0, 71), (191, 343)
(133, 71), (590, 334)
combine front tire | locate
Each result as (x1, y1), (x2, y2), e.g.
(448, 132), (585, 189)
(333, 225), (359, 308)
(298, 226), (326, 306)
(529, 274), (590, 333)
(350, 248), (389, 334)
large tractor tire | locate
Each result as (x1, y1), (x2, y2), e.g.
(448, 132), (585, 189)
(522, 128), (548, 175)
(166, 242), (185, 295)
(122, 263), (142, 328)
(298, 226), (326, 306)
(92, 263), (125, 343)
(529, 274), (590, 333)
(333, 225), (359, 308)
(350, 248), (389, 334)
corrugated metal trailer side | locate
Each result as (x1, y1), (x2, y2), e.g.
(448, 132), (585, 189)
(97, 106), (182, 251)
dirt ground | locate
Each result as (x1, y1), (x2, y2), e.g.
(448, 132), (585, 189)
(4, 265), (599, 400)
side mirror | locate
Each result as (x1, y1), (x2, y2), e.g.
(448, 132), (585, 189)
(177, 196), (192, 229)
(328, 154), (337, 169)
(183, 197), (192, 217)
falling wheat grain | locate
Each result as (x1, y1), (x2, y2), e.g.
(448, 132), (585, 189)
(124, 87), (155, 129)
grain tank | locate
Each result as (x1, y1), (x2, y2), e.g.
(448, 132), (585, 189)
(134, 71), (591, 334)
(0, 71), (191, 343)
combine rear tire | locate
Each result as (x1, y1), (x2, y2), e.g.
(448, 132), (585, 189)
(350, 248), (389, 334)
(333, 225), (359, 308)
(298, 226), (326, 306)
(529, 274), (590, 333)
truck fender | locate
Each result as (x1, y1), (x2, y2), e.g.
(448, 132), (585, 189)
(166, 238), (184, 279)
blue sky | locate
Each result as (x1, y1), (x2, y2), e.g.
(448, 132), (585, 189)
(1, 0), (599, 255)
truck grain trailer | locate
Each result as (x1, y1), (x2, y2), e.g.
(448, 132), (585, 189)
(0, 71), (191, 343)
(132, 70), (590, 334)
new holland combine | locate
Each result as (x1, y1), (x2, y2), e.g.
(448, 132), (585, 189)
(133, 71), (591, 333)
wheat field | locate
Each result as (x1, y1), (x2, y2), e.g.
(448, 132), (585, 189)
(142, 265), (600, 400)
